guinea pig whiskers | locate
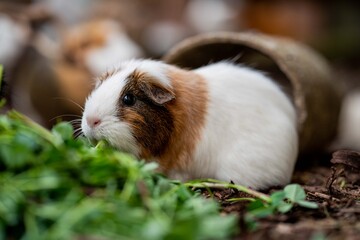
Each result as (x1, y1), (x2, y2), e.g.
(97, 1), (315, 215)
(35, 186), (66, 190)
(229, 52), (244, 63)
(50, 114), (83, 122)
(73, 126), (82, 133)
(68, 118), (82, 122)
(68, 118), (83, 138)
(49, 116), (83, 138)
(68, 118), (82, 126)
(69, 118), (82, 122)
(74, 128), (85, 139)
(53, 97), (84, 112)
(69, 119), (81, 126)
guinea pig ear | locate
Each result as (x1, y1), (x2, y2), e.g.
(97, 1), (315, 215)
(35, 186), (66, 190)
(139, 81), (175, 105)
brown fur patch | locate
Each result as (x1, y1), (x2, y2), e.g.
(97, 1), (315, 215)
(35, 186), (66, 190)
(118, 67), (208, 173)
(158, 68), (208, 172)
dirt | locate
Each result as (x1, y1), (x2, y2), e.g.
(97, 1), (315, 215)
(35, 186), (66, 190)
(205, 150), (360, 240)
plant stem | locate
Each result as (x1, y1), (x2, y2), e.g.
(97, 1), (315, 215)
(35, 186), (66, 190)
(226, 197), (256, 202)
(7, 110), (56, 145)
(184, 179), (271, 203)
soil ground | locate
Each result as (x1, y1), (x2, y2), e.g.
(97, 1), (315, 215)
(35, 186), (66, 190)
(206, 150), (360, 240)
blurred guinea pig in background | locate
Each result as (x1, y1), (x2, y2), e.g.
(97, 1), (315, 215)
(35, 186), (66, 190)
(9, 16), (144, 127)
(63, 19), (143, 76)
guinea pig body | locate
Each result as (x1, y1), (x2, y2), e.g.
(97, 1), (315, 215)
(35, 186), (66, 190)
(82, 59), (298, 189)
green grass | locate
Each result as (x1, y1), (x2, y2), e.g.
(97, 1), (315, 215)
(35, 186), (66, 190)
(0, 109), (319, 239)
(0, 111), (237, 240)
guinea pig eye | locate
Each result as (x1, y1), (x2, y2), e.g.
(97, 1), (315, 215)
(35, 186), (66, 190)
(122, 93), (136, 106)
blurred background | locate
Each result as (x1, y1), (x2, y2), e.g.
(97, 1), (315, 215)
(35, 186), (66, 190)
(0, 0), (359, 149)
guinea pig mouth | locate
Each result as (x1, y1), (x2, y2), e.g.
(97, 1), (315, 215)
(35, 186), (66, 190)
(83, 131), (110, 148)
(82, 131), (98, 144)
(81, 118), (140, 155)
(81, 126), (102, 143)
(87, 136), (100, 145)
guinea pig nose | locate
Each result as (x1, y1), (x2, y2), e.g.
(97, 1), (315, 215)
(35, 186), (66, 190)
(86, 117), (101, 128)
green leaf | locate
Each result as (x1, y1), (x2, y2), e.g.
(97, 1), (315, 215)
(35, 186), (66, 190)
(0, 99), (6, 108)
(284, 184), (306, 202)
(244, 214), (259, 232)
(270, 191), (286, 206)
(277, 202), (293, 213)
(247, 199), (266, 211)
(0, 110), (237, 239)
(142, 162), (159, 172)
(0, 220), (5, 240)
(200, 214), (237, 239)
(52, 122), (74, 141)
(14, 169), (62, 191)
(297, 200), (318, 209)
(248, 207), (274, 218)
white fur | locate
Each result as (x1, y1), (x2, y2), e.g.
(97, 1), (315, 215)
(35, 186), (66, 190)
(82, 59), (171, 155)
(171, 62), (298, 189)
(82, 60), (298, 189)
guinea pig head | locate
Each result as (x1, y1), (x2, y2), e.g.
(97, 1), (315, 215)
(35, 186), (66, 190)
(81, 60), (175, 158)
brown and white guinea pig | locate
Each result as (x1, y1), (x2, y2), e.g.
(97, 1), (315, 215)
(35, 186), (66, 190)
(81, 59), (298, 189)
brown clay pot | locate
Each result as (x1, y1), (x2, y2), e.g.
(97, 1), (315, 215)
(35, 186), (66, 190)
(163, 31), (343, 154)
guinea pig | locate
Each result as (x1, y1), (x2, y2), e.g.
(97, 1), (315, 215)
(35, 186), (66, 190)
(81, 59), (298, 189)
